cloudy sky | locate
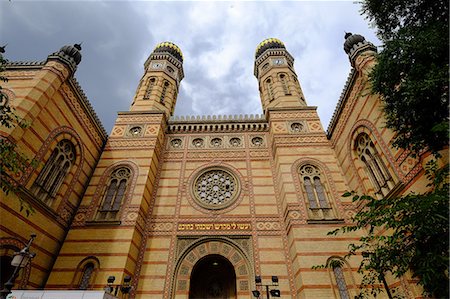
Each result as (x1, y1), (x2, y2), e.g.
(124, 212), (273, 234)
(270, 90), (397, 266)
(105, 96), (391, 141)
(1, 1), (380, 133)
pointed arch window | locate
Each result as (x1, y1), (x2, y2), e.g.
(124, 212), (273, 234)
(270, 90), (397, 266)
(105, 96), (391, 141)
(279, 73), (290, 95)
(265, 78), (274, 102)
(299, 165), (329, 209)
(355, 133), (393, 196)
(31, 139), (75, 205)
(143, 77), (156, 100)
(97, 167), (131, 220)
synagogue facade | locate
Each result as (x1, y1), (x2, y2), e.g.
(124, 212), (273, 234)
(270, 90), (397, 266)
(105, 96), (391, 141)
(0, 34), (431, 298)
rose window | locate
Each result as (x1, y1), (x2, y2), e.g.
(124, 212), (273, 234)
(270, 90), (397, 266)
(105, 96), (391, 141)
(193, 168), (239, 209)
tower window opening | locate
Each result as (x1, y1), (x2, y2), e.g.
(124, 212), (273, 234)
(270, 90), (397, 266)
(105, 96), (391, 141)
(144, 77), (156, 100)
(279, 73), (291, 95)
(265, 78), (274, 102)
(160, 81), (170, 104)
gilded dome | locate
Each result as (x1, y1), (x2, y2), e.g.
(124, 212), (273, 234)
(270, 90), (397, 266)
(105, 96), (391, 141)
(153, 41), (183, 62)
(255, 38), (285, 58)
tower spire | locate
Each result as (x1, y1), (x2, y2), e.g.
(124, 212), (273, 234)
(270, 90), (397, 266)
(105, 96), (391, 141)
(130, 41), (184, 118)
(254, 38), (306, 114)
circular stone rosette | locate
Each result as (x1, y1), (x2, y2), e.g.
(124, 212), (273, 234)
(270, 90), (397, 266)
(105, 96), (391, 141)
(191, 167), (241, 210)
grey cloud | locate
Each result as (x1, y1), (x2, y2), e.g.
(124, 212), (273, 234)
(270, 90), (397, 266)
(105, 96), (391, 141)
(2, 1), (380, 133)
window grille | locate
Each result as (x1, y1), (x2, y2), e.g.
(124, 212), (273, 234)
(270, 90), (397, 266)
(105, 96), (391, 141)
(97, 167), (131, 220)
(79, 262), (94, 290)
(355, 133), (392, 196)
(299, 165), (330, 209)
(333, 265), (350, 299)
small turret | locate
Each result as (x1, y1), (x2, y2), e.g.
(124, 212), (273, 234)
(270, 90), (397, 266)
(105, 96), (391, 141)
(343, 32), (377, 68)
(47, 44), (82, 75)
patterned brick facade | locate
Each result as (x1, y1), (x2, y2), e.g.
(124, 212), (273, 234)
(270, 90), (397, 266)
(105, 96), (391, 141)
(1, 36), (439, 298)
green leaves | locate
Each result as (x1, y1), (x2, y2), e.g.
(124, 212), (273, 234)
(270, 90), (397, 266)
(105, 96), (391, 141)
(0, 53), (36, 216)
(316, 161), (449, 297)
(362, 0), (449, 155)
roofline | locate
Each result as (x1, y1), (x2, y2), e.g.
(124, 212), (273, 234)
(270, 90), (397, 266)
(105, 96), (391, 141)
(326, 68), (357, 138)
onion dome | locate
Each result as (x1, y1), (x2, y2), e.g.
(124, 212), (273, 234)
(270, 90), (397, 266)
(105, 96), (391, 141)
(343, 32), (366, 54)
(255, 38), (285, 59)
(59, 43), (82, 65)
(153, 41), (183, 62)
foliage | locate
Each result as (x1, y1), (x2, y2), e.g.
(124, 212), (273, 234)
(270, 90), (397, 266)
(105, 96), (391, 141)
(325, 160), (449, 298)
(360, 0), (449, 155)
(0, 51), (35, 216)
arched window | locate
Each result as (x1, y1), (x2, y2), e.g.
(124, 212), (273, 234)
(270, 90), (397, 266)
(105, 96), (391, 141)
(355, 133), (393, 196)
(332, 263), (350, 299)
(265, 78), (274, 102)
(96, 167), (131, 220)
(78, 262), (95, 290)
(73, 257), (99, 290)
(160, 80), (170, 104)
(31, 139), (75, 205)
(143, 77), (156, 100)
(299, 164), (329, 209)
(279, 73), (290, 95)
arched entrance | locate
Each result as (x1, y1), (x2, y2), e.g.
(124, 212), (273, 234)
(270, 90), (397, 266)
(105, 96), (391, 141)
(189, 254), (236, 299)
(171, 237), (253, 298)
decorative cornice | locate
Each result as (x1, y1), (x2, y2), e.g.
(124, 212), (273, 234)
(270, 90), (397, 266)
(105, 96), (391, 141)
(168, 114), (268, 134)
(5, 60), (45, 69)
(326, 68), (356, 137)
(169, 114), (266, 123)
(68, 77), (108, 139)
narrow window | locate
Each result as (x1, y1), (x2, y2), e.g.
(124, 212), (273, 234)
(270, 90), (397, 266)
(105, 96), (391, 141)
(265, 78), (274, 102)
(79, 262), (94, 290)
(355, 133), (392, 196)
(97, 167), (131, 220)
(279, 73), (290, 95)
(299, 165), (330, 209)
(31, 139), (75, 205)
(160, 81), (170, 104)
(333, 265), (350, 299)
(143, 77), (156, 100)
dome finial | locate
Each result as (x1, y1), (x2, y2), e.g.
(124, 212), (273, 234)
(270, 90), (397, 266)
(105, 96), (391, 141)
(153, 41), (183, 63)
(343, 32), (365, 54)
(255, 38), (285, 59)
(0, 44), (7, 54)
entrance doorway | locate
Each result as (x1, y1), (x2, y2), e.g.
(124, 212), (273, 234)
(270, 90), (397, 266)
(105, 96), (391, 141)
(189, 254), (237, 299)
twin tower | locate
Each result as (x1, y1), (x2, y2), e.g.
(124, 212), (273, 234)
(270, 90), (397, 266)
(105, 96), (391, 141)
(130, 38), (307, 116)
